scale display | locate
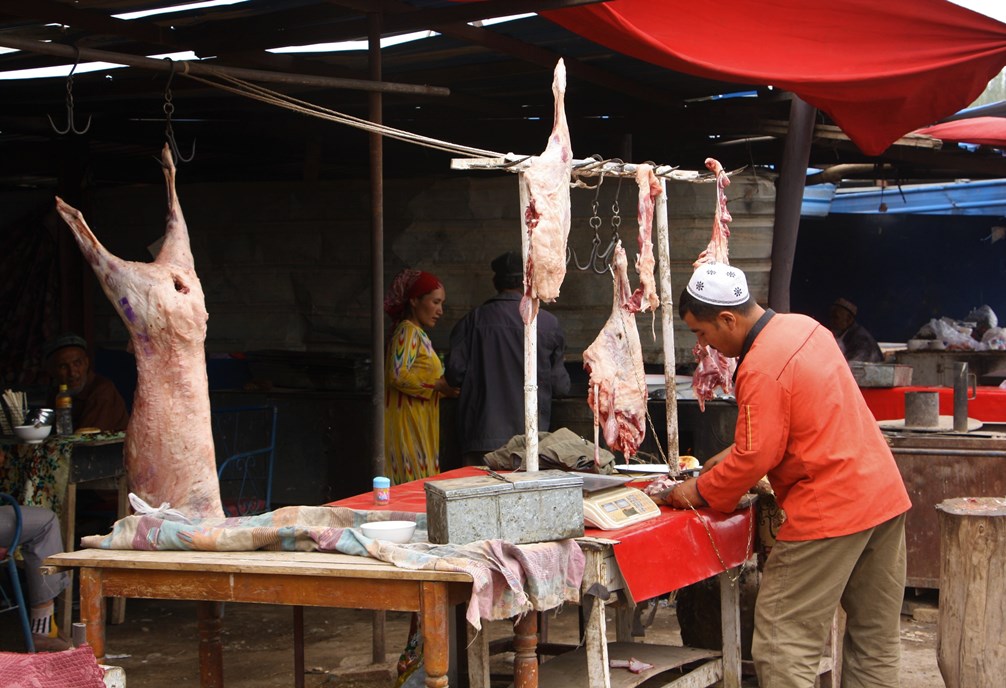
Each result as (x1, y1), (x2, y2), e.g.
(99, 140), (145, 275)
(583, 485), (662, 530)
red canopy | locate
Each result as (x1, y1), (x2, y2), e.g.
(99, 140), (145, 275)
(913, 116), (1006, 147)
(542, 0), (1006, 155)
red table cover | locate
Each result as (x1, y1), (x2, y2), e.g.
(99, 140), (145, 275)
(860, 385), (1006, 422)
(334, 467), (754, 603)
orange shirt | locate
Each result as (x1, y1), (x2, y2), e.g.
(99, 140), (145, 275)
(697, 313), (910, 541)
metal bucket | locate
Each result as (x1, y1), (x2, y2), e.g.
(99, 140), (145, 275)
(905, 391), (940, 428)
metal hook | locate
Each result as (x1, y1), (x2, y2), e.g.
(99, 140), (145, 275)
(48, 48), (91, 135)
(163, 59), (195, 163)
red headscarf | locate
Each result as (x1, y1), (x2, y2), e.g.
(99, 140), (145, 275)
(383, 269), (443, 326)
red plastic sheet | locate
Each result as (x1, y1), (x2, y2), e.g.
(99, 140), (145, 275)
(537, 0), (1006, 155)
(913, 116), (1006, 147)
(334, 467), (753, 602)
(860, 385), (1006, 422)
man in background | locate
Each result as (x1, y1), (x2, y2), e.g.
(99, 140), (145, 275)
(828, 297), (884, 362)
(44, 333), (129, 432)
(445, 251), (570, 466)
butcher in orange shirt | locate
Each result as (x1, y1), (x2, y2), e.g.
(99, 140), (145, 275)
(664, 262), (911, 688)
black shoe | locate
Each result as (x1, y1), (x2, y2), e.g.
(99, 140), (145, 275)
(31, 634), (71, 652)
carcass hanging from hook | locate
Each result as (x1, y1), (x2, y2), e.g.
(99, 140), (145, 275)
(48, 48), (91, 136)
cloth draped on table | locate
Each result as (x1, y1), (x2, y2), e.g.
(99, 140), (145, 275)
(81, 506), (585, 630)
(0, 441), (72, 517)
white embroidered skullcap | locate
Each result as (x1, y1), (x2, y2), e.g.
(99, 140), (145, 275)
(686, 262), (750, 306)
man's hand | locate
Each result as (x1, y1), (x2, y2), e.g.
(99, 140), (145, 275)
(660, 477), (707, 510)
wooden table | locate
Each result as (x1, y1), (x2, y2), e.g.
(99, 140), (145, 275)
(45, 548), (473, 688)
(335, 468), (757, 688)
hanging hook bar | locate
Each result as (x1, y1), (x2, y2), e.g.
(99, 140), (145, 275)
(163, 58), (196, 163)
(48, 48), (91, 135)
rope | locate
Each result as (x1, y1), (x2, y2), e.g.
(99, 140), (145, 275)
(182, 70), (505, 158)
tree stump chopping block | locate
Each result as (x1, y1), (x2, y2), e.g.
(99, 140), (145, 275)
(936, 497), (1006, 688)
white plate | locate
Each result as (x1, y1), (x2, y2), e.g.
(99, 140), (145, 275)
(613, 463), (670, 475)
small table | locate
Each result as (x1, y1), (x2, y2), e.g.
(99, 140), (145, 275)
(45, 548), (473, 688)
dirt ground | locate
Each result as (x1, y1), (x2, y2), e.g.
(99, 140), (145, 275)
(0, 589), (944, 687)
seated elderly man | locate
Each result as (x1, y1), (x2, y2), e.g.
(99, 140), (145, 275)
(828, 298), (883, 363)
(44, 333), (129, 432)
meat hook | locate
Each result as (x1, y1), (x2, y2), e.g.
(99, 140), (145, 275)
(48, 48), (91, 136)
(163, 58), (196, 163)
(569, 172), (606, 270)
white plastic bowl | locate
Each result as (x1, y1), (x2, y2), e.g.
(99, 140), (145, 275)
(13, 424), (52, 444)
(360, 520), (416, 544)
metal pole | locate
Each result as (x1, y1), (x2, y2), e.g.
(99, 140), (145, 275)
(0, 35), (449, 96)
(517, 174), (539, 472)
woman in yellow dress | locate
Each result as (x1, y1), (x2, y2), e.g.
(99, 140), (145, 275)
(383, 268), (458, 485)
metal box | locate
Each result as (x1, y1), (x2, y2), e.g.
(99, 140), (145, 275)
(849, 362), (913, 388)
(425, 470), (584, 545)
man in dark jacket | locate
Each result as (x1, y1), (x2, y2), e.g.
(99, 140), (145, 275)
(44, 333), (130, 432)
(828, 298), (883, 363)
(445, 251), (571, 465)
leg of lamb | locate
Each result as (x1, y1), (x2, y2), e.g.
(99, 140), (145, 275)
(628, 163), (661, 314)
(520, 58), (572, 324)
(583, 241), (647, 458)
(55, 144), (223, 518)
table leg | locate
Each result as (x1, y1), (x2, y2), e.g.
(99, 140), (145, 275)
(59, 482), (78, 635)
(513, 611), (538, 688)
(466, 620), (489, 688)
(79, 567), (106, 661)
(109, 475), (129, 624)
(197, 601), (225, 688)
(420, 582), (450, 688)
(293, 606), (305, 688)
(719, 567), (742, 688)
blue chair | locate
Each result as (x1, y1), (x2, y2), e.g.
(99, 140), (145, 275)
(0, 493), (35, 653)
(211, 405), (278, 516)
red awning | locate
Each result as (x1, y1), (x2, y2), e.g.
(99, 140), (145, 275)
(541, 0), (1006, 155)
(913, 116), (1006, 147)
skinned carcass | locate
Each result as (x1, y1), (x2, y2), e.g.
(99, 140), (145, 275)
(55, 144), (223, 518)
(690, 157), (737, 411)
(583, 242), (647, 459)
(628, 163), (661, 314)
(520, 59), (572, 324)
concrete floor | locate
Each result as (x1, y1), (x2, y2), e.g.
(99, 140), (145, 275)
(0, 590), (945, 687)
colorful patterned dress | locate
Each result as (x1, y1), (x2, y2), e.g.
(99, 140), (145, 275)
(384, 319), (443, 485)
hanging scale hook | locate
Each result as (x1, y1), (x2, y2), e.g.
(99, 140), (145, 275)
(49, 48), (91, 135)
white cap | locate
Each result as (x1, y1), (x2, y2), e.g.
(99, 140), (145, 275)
(686, 262), (750, 306)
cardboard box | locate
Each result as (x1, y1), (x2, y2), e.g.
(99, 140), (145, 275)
(425, 470), (584, 545)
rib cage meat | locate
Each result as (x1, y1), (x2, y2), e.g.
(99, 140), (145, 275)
(55, 145), (224, 518)
(583, 242), (647, 458)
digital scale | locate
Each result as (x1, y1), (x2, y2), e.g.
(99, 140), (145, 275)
(573, 472), (663, 531)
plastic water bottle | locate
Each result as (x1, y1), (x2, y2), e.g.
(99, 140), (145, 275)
(55, 384), (73, 436)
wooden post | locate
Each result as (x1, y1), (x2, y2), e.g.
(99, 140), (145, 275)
(936, 497), (1006, 688)
(518, 173), (539, 472)
(653, 178), (679, 466)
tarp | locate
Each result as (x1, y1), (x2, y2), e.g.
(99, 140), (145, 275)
(913, 115), (1006, 147)
(541, 0), (1006, 155)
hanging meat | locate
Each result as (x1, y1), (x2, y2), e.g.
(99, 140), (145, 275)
(55, 144), (224, 518)
(628, 163), (661, 314)
(691, 157), (737, 411)
(520, 58), (573, 324)
(583, 241), (647, 459)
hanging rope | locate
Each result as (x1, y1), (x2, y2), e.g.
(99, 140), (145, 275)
(182, 69), (504, 159)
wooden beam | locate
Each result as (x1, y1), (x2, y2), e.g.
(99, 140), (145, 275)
(0, 0), (176, 48)
(0, 35), (450, 96)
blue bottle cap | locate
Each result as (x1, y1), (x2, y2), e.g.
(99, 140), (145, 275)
(373, 476), (391, 488)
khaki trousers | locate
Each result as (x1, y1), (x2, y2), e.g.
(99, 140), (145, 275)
(752, 513), (907, 688)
